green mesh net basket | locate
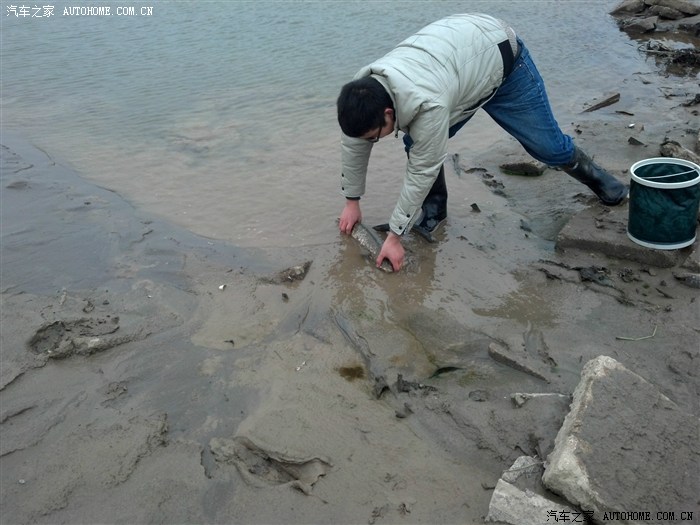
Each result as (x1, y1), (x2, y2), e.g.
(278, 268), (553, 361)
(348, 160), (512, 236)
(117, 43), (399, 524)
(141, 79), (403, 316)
(627, 158), (700, 250)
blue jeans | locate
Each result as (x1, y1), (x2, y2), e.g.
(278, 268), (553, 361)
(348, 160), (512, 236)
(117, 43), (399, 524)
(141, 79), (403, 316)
(403, 38), (574, 167)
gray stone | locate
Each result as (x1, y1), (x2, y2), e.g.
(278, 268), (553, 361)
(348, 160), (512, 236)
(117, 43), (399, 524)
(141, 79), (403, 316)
(542, 356), (700, 522)
(659, 140), (700, 165)
(556, 205), (693, 268)
(486, 479), (577, 525)
(681, 242), (700, 272)
(501, 456), (544, 484)
(610, 0), (647, 14)
(622, 15), (659, 31)
(678, 12), (700, 30)
(615, 0), (700, 15)
(649, 4), (686, 18)
(487, 342), (550, 382)
(510, 392), (569, 409)
(649, 0), (700, 16)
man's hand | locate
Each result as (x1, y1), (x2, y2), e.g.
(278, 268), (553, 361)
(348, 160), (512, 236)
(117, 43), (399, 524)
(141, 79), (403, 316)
(339, 200), (362, 234)
(377, 231), (404, 271)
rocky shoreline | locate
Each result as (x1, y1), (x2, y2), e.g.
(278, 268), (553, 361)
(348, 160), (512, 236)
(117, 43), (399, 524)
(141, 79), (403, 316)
(611, 0), (700, 37)
(611, 0), (700, 73)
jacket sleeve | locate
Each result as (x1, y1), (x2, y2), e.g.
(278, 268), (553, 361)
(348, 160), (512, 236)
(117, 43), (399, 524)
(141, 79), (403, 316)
(389, 105), (449, 235)
(340, 133), (373, 199)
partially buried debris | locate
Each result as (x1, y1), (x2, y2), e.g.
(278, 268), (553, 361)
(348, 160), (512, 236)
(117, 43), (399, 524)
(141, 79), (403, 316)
(260, 261), (312, 284)
(499, 161), (546, 177)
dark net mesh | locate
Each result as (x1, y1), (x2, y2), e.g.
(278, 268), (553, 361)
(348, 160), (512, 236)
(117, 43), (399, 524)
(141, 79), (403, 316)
(628, 160), (700, 249)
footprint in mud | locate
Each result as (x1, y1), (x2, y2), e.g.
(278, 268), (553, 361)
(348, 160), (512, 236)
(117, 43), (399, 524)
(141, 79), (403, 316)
(27, 317), (133, 358)
(209, 436), (332, 495)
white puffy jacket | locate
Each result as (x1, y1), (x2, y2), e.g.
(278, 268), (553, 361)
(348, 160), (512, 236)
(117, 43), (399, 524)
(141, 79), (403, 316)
(340, 13), (512, 235)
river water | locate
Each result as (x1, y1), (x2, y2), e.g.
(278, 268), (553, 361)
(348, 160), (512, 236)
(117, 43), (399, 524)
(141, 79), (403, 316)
(2, 0), (656, 248)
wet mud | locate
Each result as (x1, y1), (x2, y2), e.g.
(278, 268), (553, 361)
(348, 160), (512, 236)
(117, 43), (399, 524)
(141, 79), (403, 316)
(2, 20), (700, 523)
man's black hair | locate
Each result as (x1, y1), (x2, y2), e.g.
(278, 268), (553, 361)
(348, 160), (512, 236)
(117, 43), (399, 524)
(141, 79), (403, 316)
(337, 77), (394, 137)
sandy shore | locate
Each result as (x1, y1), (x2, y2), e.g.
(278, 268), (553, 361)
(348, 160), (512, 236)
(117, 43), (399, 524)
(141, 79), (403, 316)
(2, 32), (700, 525)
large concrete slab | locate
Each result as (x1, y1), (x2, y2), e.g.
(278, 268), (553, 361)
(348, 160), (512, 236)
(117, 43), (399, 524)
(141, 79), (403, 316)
(542, 356), (700, 524)
(556, 204), (695, 268)
(486, 479), (579, 525)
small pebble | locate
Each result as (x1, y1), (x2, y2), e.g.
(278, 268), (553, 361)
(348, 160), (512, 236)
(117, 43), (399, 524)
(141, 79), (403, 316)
(395, 403), (414, 418)
(468, 390), (489, 402)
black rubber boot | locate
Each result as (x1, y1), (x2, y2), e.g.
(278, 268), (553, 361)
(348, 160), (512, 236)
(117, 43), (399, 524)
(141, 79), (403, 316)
(415, 165), (448, 234)
(374, 166), (448, 242)
(562, 146), (628, 206)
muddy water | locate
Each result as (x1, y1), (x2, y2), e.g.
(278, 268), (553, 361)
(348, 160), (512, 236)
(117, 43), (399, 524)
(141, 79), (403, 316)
(2, 0), (657, 249)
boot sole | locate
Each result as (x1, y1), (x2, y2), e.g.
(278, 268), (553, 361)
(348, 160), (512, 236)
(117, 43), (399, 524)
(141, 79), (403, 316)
(600, 187), (630, 206)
